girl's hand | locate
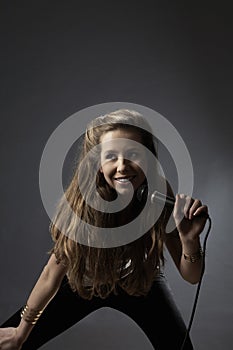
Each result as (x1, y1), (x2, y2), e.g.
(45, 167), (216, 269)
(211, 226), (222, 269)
(173, 194), (208, 242)
(0, 327), (23, 350)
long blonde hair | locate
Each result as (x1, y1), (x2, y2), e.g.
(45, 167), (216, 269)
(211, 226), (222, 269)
(50, 109), (166, 299)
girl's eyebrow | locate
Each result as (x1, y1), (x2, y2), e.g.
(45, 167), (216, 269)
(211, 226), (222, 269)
(102, 149), (117, 155)
(102, 147), (142, 155)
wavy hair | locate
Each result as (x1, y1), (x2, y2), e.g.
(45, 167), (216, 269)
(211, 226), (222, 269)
(50, 109), (167, 299)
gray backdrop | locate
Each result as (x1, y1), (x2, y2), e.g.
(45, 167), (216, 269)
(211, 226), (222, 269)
(0, 1), (232, 349)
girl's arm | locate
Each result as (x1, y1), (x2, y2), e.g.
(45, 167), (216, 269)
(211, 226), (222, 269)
(164, 182), (208, 284)
(0, 253), (68, 349)
(165, 226), (204, 284)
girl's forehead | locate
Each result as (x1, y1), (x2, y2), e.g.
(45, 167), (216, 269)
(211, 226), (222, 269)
(100, 129), (143, 144)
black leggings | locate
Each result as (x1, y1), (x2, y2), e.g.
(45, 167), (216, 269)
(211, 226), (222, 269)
(1, 274), (193, 350)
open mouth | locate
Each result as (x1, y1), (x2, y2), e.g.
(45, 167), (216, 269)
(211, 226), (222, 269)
(114, 176), (136, 183)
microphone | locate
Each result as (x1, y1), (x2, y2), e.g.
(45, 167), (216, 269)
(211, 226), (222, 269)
(150, 191), (209, 218)
(137, 186), (175, 207)
(150, 191), (175, 207)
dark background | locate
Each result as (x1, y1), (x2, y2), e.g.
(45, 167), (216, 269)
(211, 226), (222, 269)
(0, 1), (232, 349)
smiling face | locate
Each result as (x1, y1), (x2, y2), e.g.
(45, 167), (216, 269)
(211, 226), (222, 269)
(99, 128), (147, 196)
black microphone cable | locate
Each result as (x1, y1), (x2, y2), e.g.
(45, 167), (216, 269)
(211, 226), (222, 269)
(180, 215), (212, 350)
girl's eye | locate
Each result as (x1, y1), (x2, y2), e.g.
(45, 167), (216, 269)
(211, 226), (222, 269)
(126, 151), (139, 160)
(105, 153), (117, 160)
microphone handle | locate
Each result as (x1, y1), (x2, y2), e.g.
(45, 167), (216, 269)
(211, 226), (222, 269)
(151, 191), (175, 207)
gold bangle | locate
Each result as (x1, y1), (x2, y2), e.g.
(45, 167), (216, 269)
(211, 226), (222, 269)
(20, 305), (44, 325)
(183, 247), (204, 263)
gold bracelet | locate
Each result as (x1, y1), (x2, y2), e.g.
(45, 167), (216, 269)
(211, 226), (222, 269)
(20, 305), (44, 325)
(183, 247), (204, 263)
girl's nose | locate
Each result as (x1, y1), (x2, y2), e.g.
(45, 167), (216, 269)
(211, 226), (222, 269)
(117, 157), (128, 173)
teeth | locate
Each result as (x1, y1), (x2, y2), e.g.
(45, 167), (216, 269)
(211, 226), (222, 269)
(115, 176), (134, 183)
(116, 178), (130, 182)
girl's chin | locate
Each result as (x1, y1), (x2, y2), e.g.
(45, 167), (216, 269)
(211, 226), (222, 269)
(115, 185), (139, 198)
(110, 179), (143, 196)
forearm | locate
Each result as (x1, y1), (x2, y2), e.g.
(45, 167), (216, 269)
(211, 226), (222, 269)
(24, 266), (62, 310)
(179, 237), (203, 284)
(17, 275), (59, 339)
(16, 255), (67, 344)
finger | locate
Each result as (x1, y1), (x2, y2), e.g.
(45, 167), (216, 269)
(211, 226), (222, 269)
(183, 195), (194, 219)
(193, 205), (209, 218)
(188, 199), (202, 219)
(173, 194), (185, 218)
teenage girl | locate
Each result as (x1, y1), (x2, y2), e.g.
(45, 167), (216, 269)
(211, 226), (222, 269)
(0, 109), (208, 349)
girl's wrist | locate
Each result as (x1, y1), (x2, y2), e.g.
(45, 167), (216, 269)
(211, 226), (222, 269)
(16, 320), (34, 344)
(180, 236), (204, 265)
(13, 328), (26, 348)
(180, 236), (201, 254)
(183, 247), (204, 263)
